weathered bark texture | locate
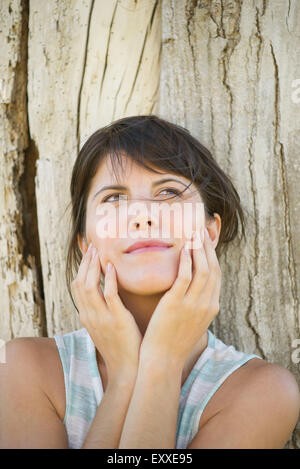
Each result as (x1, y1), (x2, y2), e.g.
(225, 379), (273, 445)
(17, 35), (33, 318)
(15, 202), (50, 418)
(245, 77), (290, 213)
(0, 0), (46, 342)
(0, 0), (299, 449)
(159, 0), (300, 448)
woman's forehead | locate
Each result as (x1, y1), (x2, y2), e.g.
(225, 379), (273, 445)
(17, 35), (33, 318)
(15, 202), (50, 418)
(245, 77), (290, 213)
(94, 152), (193, 186)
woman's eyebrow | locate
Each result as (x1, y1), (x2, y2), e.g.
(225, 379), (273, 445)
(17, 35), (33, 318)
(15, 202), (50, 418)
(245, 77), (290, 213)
(92, 178), (189, 201)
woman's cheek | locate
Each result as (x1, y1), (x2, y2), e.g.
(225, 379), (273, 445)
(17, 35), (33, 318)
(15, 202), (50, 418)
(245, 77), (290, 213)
(97, 241), (114, 273)
(176, 201), (201, 239)
(174, 214), (194, 242)
(159, 204), (185, 240)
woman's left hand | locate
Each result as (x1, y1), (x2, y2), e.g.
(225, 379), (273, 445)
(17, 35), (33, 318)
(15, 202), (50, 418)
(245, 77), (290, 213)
(140, 228), (222, 366)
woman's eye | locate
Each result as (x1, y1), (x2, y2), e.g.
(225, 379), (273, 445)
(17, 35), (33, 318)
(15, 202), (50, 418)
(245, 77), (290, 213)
(158, 188), (181, 198)
(102, 188), (181, 203)
(102, 193), (127, 203)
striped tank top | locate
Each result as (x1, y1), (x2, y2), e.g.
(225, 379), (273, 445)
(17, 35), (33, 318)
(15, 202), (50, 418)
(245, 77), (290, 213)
(53, 327), (262, 449)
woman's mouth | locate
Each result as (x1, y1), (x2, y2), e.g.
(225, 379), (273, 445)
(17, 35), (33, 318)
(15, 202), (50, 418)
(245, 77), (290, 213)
(124, 240), (173, 254)
(126, 246), (172, 254)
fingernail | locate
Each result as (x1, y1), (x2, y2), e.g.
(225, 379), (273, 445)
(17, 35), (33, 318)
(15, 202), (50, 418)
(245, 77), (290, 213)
(88, 242), (92, 252)
(92, 247), (97, 259)
(205, 228), (209, 239)
(107, 262), (112, 272)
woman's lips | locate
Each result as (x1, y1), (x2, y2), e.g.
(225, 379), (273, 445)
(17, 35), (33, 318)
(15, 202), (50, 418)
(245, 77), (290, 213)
(126, 246), (172, 254)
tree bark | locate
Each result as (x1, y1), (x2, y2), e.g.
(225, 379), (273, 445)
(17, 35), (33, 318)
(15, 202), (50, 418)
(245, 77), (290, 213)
(0, 0), (45, 341)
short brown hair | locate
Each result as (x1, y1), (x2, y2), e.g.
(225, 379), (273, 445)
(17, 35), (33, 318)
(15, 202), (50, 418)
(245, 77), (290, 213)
(64, 114), (246, 311)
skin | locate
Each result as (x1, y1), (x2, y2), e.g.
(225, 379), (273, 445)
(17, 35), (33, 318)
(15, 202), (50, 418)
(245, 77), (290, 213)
(75, 153), (222, 382)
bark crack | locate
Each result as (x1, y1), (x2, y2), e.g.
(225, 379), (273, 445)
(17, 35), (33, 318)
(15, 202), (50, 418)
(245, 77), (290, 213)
(149, 0), (159, 29)
(262, 0), (267, 16)
(23, 0), (47, 337)
(124, 1), (157, 116)
(97, 1), (118, 122)
(286, 0), (291, 32)
(244, 6), (264, 355)
(185, 0), (198, 88)
(245, 273), (265, 358)
(6, 0), (47, 337)
(218, 1), (242, 170)
(112, 68), (126, 121)
(270, 42), (300, 345)
(19, 138), (46, 334)
(76, 0), (95, 153)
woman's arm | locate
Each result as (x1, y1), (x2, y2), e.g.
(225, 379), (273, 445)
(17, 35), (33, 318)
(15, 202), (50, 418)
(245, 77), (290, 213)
(119, 231), (221, 448)
(118, 358), (300, 449)
(81, 371), (137, 449)
(0, 339), (69, 449)
(118, 353), (184, 449)
(71, 245), (143, 448)
(187, 363), (300, 449)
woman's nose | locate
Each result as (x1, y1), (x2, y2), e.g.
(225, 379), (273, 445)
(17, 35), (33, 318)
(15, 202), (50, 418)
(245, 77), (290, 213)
(128, 206), (159, 232)
(134, 219), (151, 229)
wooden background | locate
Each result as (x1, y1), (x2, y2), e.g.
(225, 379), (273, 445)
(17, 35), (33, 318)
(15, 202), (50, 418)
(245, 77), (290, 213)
(0, 0), (299, 448)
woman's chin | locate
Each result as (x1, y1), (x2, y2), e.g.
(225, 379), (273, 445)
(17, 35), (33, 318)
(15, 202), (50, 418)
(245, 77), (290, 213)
(118, 274), (175, 296)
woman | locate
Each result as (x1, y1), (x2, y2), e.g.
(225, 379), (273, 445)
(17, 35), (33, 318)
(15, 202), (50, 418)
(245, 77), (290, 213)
(1, 115), (299, 449)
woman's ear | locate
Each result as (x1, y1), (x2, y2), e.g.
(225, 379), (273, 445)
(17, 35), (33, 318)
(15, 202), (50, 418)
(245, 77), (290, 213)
(206, 213), (221, 250)
(77, 234), (89, 256)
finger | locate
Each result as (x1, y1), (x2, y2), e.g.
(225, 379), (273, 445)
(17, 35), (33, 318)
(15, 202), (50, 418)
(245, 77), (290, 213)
(202, 228), (222, 296)
(169, 241), (193, 298)
(76, 242), (93, 283)
(103, 262), (128, 315)
(85, 247), (104, 295)
(208, 266), (222, 315)
(73, 244), (98, 309)
(82, 248), (109, 319)
(186, 230), (209, 298)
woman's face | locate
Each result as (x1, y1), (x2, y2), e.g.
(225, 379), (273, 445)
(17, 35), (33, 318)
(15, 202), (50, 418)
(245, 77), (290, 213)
(81, 154), (216, 295)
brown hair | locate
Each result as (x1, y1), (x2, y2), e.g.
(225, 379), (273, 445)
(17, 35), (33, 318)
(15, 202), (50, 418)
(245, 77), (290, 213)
(64, 114), (246, 312)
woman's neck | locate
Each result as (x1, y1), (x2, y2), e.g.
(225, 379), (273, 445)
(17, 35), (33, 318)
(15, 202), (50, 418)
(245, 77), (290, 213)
(118, 289), (165, 336)
(107, 288), (209, 387)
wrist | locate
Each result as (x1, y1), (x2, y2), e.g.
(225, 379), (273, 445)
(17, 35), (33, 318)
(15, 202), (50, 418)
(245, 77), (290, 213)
(139, 346), (185, 378)
(107, 367), (138, 390)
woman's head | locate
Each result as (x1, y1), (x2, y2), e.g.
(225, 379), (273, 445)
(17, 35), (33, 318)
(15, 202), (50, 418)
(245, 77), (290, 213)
(65, 115), (245, 309)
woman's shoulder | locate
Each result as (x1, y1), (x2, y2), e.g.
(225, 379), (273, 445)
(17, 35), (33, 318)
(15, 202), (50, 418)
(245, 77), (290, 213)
(6, 336), (66, 422)
(199, 357), (262, 418)
(198, 356), (294, 431)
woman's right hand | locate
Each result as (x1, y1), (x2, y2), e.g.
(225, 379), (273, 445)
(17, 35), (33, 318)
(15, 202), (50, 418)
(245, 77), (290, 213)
(71, 243), (142, 382)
